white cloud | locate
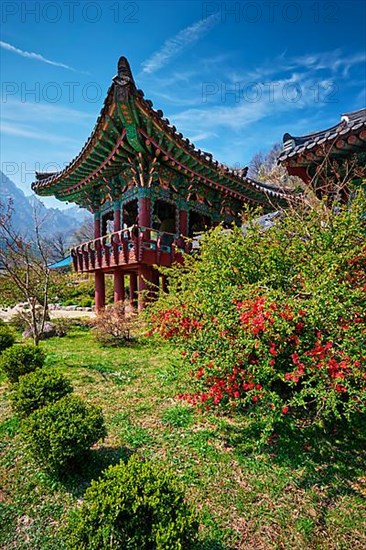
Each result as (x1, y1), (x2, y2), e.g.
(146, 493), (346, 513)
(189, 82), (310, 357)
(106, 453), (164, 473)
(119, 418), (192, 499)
(228, 50), (366, 84)
(189, 132), (218, 142)
(0, 41), (76, 71)
(141, 13), (219, 74)
(0, 121), (80, 145)
(171, 74), (318, 134)
(2, 99), (94, 124)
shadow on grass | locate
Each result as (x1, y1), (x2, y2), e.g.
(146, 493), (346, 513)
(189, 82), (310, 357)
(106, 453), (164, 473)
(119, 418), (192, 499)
(56, 444), (133, 497)
(221, 414), (366, 503)
(194, 539), (230, 550)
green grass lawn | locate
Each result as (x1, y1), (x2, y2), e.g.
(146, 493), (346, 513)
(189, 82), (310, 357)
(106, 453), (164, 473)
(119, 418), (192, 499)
(1, 327), (365, 549)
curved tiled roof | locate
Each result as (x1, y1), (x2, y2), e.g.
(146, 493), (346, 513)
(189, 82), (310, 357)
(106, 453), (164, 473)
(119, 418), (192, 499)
(278, 108), (366, 163)
(32, 56), (291, 206)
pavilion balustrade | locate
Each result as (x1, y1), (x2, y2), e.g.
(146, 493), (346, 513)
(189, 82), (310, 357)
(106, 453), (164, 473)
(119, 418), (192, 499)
(70, 225), (187, 273)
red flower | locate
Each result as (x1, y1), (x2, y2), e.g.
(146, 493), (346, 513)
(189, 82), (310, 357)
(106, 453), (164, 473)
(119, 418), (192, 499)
(282, 406), (289, 414)
(269, 343), (277, 356)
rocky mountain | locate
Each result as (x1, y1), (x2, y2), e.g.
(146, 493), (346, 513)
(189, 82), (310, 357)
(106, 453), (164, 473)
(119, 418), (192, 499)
(0, 171), (91, 239)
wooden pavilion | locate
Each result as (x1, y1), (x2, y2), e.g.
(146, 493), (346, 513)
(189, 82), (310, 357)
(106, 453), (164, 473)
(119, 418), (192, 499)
(32, 56), (289, 310)
(278, 108), (366, 198)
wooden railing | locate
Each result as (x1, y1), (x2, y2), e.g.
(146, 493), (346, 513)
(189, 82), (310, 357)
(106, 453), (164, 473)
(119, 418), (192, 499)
(70, 226), (188, 272)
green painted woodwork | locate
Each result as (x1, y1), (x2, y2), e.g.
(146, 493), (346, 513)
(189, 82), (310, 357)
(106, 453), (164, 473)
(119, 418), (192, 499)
(32, 57), (288, 217)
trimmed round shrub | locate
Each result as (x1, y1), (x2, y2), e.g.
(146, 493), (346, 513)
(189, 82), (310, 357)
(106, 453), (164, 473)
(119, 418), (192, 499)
(65, 455), (199, 549)
(0, 344), (45, 383)
(11, 368), (73, 418)
(21, 394), (106, 472)
(0, 325), (15, 353)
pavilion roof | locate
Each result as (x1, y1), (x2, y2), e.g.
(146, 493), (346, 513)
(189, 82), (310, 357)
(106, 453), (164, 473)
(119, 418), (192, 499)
(278, 108), (366, 167)
(32, 56), (291, 208)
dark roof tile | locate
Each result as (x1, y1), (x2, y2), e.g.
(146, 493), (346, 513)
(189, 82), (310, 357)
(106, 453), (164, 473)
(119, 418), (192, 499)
(279, 108), (366, 163)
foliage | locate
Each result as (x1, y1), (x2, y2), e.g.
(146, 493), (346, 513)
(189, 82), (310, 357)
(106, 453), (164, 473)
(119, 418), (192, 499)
(162, 404), (194, 428)
(65, 455), (199, 549)
(50, 317), (70, 337)
(0, 273), (24, 307)
(0, 344), (45, 383)
(0, 325), (15, 353)
(8, 310), (30, 332)
(48, 272), (114, 307)
(48, 272), (95, 306)
(79, 296), (93, 308)
(249, 142), (304, 192)
(11, 368), (73, 418)
(148, 191), (366, 435)
(93, 301), (138, 346)
(21, 394), (106, 472)
(9, 306), (52, 333)
(1, 328), (365, 548)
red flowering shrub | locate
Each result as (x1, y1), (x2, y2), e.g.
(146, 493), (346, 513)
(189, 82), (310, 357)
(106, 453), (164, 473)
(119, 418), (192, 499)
(149, 305), (202, 340)
(148, 190), (366, 432)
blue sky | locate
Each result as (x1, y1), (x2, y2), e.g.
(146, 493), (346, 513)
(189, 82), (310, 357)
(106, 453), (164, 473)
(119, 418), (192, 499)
(1, 0), (365, 209)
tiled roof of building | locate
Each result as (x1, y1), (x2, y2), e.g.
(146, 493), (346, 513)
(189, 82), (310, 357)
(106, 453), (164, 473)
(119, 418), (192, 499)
(278, 108), (366, 164)
(32, 56), (291, 208)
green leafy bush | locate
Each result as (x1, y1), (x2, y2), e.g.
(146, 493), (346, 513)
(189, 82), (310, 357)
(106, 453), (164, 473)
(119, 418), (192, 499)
(65, 455), (199, 549)
(79, 297), (93, 308)
(21, 394), (106, 472)
(53, 273), (113, 307)
(50, 318), (70, 337)
(0, 344), (45, 383)
(148, 190), (366, 434)
(0, 325), (15, 353)
(11, 368), (73, 417)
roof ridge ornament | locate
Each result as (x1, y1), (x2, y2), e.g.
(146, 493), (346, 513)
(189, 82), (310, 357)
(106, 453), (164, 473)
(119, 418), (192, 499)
(117, 56), (134, 82)
(113, 56), (136, 102)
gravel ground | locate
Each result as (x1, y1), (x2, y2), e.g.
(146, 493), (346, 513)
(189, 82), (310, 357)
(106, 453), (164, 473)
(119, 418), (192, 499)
(0, 307), (95, 322)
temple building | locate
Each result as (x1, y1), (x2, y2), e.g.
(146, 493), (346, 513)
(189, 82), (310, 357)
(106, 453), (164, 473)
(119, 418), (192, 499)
(279, 108), (366, 199)
(32, 56), (289, 310)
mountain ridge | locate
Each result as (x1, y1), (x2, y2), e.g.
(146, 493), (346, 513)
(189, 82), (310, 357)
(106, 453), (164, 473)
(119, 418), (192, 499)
(0, 171), (91, 239)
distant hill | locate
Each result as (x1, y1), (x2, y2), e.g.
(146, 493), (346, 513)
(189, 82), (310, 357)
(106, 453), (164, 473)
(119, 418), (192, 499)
(0, 171), (91, 239)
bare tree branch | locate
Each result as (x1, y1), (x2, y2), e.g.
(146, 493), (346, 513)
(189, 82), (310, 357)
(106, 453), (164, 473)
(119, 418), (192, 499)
(0, 200), (52, 345)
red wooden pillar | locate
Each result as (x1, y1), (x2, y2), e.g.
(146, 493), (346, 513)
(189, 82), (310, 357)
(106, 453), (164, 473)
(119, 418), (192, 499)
(95, 271), (105, 312)
(94, 212), (101, 239)
(114, 201), (121, 232)
(151, 268), (160, 288)
(129, 272), (138, 308)
(138, 193), (151, 228)
(114, 271), (125, 303)
(179, 208), (188, 236)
